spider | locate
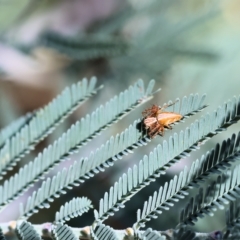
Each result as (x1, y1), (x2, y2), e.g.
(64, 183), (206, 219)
(142, 102), (182, 138)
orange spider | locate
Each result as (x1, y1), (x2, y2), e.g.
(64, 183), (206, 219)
(142, 102), (182, 138)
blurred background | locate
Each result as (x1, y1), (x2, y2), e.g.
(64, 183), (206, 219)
(1, 0), (240, 235)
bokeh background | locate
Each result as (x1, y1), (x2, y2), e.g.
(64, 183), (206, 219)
(1, 0), (240, 235)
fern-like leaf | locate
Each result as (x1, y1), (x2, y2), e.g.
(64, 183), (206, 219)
(52, 224), (78, 240)
(69, 93), (207, 179)
(162, 93), (207, 117)
(134, 167), (189, 229)
(0, 112), (33, 149)
(19, 93), (204, 204)
(55, 197), (92, 223)
(40, 32), (129, 60)
(180, 165), (240, 226)
(172, 227), (197, 240)
(139, 228), (166, 240)
(133, 132), (240, 229)
(187, 132), (240, 187)
(149, 95), (240, 173)
(16, 80), (158, 219)
(16, 221), (41, 240)
(0, 77), (99, 178)
(0, 80), (156, 210)
(93, 96), (240, 223)
(90, 223), (118, 240)
(17, 95), (240, 220)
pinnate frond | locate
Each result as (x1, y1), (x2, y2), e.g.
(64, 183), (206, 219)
(163, 93), (207, 117)
(18, 93), (205, 210)
(134, 167), (189, 229)
(0, 112), (33, 149)
(172, 227), (197, 240)
(187, 132), (240, 186)
(91, 223), (117, 240)
(151, 95), (240, 173)
(0, 77), (98, 178)
(16, 221), (41, 240)
(94, 96), (240, 224)
(180, 165), (240, 226)
(40, 32), (129, 60)
(52, 224), (78, 240)
(139, 228), (166, 240)
(55, 197), (92, 223)
(16, 80), (158, 219)
(133, 132), (240, 229)
(15, 120), (142, 218)
(17, 95), (240, 221)
(0, 80), (155, 210)
(82, 93), (208, 170)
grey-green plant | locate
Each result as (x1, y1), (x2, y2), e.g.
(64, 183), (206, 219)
(1, 78), (240, 240)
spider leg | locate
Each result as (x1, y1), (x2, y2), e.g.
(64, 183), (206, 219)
(156, 125), (164, 136)
(149, 128), (159, 138)
(150, 131), (159, 138)
(148, 123), (162, 138)
(161, 100), (179, 112)
(160, 128), (164, 136)
(147, 123), (156, 132)
(165, 124), (172, 130)
(149, 125), (160, 135)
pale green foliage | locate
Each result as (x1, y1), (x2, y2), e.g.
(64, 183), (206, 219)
(0, 77), (98, 178)
(16, 221), (41, 240)
(138, 228), (165, 240)
(16, 79), (157, 219)
(55, 197), (93, 223)
(91, 223), (117, 240)
(0, 112), (33, 148)
(180, 165), (240, 226)
(94, 95), (231, 224)
(133, 131), (240, 230)
(1, 79), (240, 239)
(52, 224), (78, 240)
